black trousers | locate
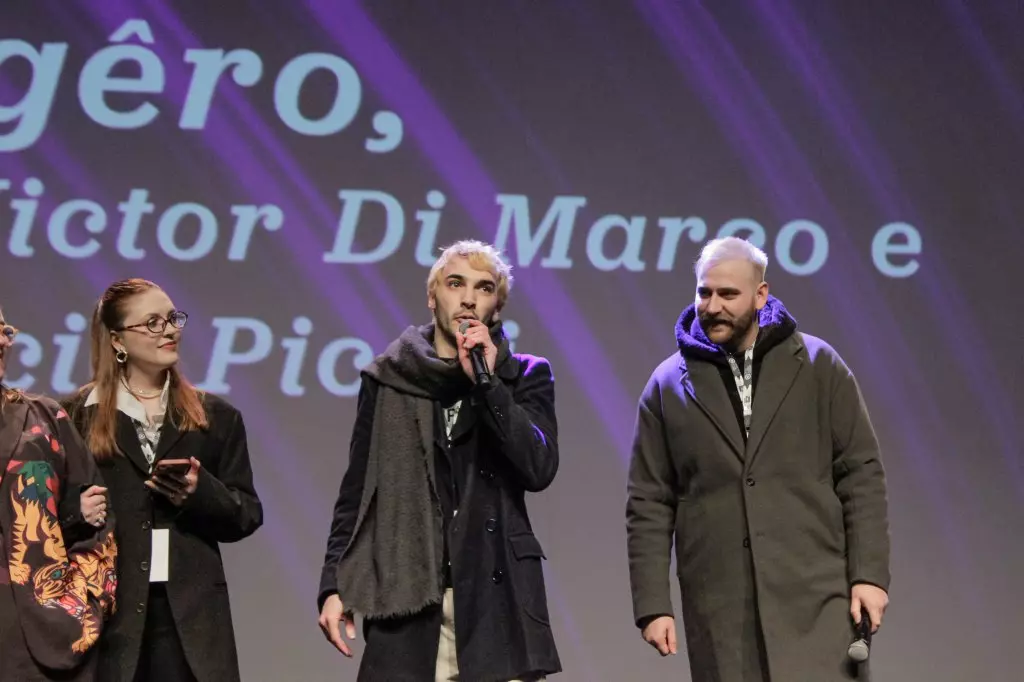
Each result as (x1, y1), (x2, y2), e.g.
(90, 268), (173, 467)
(133, 585), (196, 682)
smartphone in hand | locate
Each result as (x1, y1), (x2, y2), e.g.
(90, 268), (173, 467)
(153, 458), (191, 476)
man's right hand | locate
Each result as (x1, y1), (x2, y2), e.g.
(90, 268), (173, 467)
(642, 615), (678, 656)
(318, 594), (357, 657)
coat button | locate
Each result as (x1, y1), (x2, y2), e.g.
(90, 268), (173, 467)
(137, 602), (145, 613)
(142, 521), (151, 531)
(742, 537), (750, 548)
(492, 569), (504, 584)
(485, 518), (497, 532)
(745, 477), (755, 487)
(140, 561), (149, 571)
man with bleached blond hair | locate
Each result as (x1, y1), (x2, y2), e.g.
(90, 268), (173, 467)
(318, 240), (561, 681)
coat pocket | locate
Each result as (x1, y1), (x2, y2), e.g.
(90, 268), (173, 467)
(509, 532), (546, 560)
(507, 532), (551, 626)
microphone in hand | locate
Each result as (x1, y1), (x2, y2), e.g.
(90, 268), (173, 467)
(459, 321), (491, 386)
(847, 608), (872, 662)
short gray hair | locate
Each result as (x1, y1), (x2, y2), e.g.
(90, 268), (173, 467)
(694, 237), (768, 282)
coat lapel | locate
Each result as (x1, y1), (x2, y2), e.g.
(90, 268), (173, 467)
(0, 400), (29, 468)
(153, 417), (186, 463)
(116, 414), (154, 474)
(745, 334), (805, 470)
(494, 352), (520, 382)
(432, 398), (479, 457)
(447, 400), (478, 444)
(680, 357), (745, 461)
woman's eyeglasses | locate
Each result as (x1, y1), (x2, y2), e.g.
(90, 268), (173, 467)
(118, 310), (189, 334)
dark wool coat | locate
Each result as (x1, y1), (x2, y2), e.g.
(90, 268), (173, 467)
(627, 297), (891, 682)
(319, 352), (561, 682)
(64, 392), (262, 682)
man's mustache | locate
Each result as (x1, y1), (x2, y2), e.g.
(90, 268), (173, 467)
(701, 316), (733, 327)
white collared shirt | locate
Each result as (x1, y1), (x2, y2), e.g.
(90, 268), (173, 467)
(85, 375), (170, 468)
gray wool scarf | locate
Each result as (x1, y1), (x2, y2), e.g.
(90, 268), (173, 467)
(335, 321), (509, 619)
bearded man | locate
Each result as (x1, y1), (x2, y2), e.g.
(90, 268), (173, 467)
(626, 236), (891, 681)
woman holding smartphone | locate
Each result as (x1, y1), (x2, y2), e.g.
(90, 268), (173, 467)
(64, 279), (263, 682)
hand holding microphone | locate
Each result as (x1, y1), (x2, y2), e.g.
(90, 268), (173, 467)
(456, 319), (494, 385)
(847, 583), (888, 662)
(847, 607), (872, 661)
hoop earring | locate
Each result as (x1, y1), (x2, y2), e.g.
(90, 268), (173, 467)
(115, 349), (127, 364)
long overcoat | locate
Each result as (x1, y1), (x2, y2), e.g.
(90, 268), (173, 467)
(627, 299), (891, 681)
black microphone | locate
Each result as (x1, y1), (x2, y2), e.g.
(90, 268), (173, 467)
(459, 321), (491, 386)
(847, 608), (872, 662)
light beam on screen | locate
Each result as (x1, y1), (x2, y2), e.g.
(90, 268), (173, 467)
(70, 3), (399, 529)
(0, 77), (117, 298)
(3, 12), (316, 590)
(943, 0), (1024, 133)
(1, 65), (310, 592)
(301, 0), (638, 461)
(365, 4), (680, 672)
(644, 0), (963, 536)
(638, 0), (960, 500)
(745, 4), (1022, 650)
(637, 0), (1000, 649)
(542, 0), (698, 359)
(4, 61), (325, 550)
(80, 0), (409, 352)
(429, 0), (677, 373)
(297, 0), (618, 670)
(928, 0), (1024, 491)
(404, 20), (696, 664)
(746, 2), (1021, 654)
(58, 10), (577, 663)
(750, 0), (1022, 499)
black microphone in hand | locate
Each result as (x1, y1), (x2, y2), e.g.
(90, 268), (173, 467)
(459, 321), (491, 386)
(847, 608), (872, 662)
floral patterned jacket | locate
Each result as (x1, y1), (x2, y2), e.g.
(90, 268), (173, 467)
(0, 393), (118, 678)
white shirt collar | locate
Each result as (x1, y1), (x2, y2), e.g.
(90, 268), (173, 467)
(84, 374), (170, 424)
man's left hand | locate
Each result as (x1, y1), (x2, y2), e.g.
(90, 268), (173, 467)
(851, 583), (888, 634)
(456, 319), (497, 382)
